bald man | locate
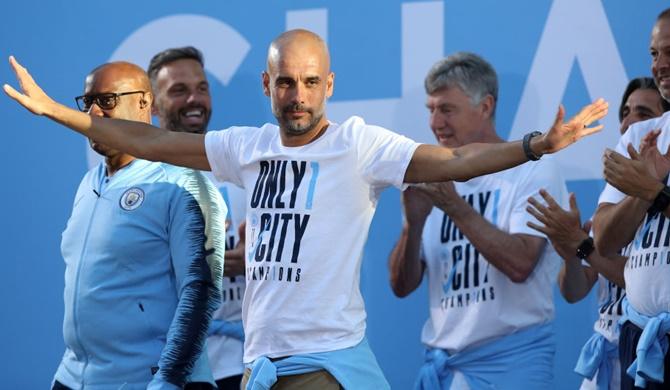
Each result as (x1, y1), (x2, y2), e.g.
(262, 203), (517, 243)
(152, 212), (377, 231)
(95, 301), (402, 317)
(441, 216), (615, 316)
(50, 62), (226, 390)
(7, 30), (607, 389)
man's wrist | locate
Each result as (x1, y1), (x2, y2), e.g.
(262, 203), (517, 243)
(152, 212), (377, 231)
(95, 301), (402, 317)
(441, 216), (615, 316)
(647, 184), (670, 215)
(575, 237), (595, 260)
(523, 131), (544, 160)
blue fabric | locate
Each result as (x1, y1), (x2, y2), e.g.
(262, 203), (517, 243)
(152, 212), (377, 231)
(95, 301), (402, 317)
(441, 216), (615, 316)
(621, 298), (670, 387)
(54, 160), (226, 390)
(414, 323), (555, 390)
(245, 337), (388, 390)
(146, 377), (181, 390)
(208, 319), (245, 341)
(574, 332), (619, 390)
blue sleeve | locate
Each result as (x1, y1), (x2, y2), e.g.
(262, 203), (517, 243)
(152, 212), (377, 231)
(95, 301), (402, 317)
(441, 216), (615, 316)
(153, 170), (227, 387)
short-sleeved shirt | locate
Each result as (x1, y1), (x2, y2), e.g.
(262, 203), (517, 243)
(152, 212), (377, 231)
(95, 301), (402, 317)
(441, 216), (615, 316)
(420, 157), (567, 353)
(205, 116), (419, 362)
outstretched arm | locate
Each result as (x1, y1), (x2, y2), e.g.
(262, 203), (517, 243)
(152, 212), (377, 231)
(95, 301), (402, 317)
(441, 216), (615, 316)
(404, 100), (608, 183)
(4, 56), (210, 170)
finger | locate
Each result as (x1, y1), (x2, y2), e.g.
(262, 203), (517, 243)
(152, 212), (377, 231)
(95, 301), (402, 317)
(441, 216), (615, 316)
(526, 205), (551, 225)
(568, 192), (579, 213)
(585, 98), (609, 123)
(627, 143), (641, 160)
(575, 98), (608, 125)
(527, 196), (549, 215)
(538, 188), (560, 209)
(552, 104), (565, 129)
(527, 220), (549, 235)
(9, 56), (33, 90)
(582, 220), (592, 233)
(3, 84), (28, 106)
(578, 124), (604, 137)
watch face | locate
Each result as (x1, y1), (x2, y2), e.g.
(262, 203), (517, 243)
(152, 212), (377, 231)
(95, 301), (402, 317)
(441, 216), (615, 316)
(576, 237), (595, 259)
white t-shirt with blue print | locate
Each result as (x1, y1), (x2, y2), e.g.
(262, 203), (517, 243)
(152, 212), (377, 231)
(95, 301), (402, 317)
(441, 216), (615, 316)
(205, 116), (419, 363)
(421, 156), (567, 353)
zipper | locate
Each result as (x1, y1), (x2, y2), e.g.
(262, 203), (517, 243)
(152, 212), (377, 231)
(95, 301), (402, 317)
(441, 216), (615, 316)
(71, 172), (106, 387)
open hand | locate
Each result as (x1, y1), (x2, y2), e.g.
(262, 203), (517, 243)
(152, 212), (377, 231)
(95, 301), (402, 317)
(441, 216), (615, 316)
(3, 56), (55, 116)
(537, 98), (608, 154)
(526, 190), (588, 260)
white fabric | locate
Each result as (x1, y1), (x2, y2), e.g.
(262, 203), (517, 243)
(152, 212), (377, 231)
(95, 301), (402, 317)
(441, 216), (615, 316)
(597, 111), (670, 317)
(204, 116), (419, 362)
(205, 174), (246, 380)
(591, 274), (626, 343)
(420, 156), (567, 353)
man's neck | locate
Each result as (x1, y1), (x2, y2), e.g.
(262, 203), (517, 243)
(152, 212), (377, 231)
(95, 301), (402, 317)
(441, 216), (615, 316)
(280, 119), (330, 147)
(105, 154), (135, 177)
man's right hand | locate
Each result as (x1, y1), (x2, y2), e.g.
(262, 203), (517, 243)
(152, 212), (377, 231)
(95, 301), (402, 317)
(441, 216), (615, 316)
(224, 221), (246, 277)
(4, 56), (56, 116)
(402, 186), (433, 226)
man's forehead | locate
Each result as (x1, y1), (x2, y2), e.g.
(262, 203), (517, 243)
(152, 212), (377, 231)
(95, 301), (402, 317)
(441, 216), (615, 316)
(652, 18), (670, 43)
(84, 71), (137, 93)
(156, 59), (206, 82)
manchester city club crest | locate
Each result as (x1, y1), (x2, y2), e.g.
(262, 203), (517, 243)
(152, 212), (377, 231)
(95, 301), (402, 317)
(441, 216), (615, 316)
(119, 187), (145, 211)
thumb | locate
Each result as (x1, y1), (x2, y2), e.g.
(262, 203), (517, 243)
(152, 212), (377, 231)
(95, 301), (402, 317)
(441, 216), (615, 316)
(552, 104), (565, 130)
(568, 192), (579, 213)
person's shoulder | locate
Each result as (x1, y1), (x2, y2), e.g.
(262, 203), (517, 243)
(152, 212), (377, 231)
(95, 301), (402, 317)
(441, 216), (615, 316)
(157, 163), (209, 185)
(207, 123), (277, 139)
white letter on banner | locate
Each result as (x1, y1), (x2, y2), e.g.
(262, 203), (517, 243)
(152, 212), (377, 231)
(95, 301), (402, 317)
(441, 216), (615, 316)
(87, 14), (251, 168)
(508, 0), (628, 180)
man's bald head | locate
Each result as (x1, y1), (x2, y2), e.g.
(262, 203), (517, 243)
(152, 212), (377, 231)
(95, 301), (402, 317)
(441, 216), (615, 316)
(83, 61), (153, 123)
(87, 62), (151, 94)
(267, 29), (330, 73)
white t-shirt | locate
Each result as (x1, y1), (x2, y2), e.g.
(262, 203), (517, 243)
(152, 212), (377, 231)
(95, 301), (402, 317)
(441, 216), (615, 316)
(205, 175), (246, 380)
(204, 116), (419, 362)
(591, 274), (625, 343)
(597, 111), (670, 317)
(420, 157), (567, 353)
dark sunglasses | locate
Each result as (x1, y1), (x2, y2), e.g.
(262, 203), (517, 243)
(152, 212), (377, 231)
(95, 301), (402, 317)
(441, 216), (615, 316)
(74, 91), (145, 112)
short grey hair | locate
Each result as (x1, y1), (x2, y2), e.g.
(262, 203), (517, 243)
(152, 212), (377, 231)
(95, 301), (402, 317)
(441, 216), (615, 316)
(424, 52), (498, 118)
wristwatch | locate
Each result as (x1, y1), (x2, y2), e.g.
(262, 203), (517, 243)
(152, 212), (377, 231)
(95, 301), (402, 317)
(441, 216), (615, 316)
(575, 237), (595, 260)
(523, 131), (543, 161)
(648, 185), (670, 216)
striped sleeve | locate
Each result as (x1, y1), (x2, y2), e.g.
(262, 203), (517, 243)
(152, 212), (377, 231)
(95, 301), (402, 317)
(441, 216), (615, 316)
(153, 169), (227, 387)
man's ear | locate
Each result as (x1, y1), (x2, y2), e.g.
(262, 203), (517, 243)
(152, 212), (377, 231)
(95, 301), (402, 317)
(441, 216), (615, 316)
(262, 71), (271, 97)
(480, 94), (495, 120)
(326, 72), (335, 99)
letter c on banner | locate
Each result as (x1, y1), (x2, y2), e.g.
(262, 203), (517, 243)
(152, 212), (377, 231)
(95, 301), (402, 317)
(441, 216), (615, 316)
(86, 14), (251, 168)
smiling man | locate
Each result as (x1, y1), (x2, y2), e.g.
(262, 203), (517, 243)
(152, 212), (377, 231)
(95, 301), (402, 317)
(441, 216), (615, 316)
(148, 47), (212, 133)
(147, 46), (247, 390)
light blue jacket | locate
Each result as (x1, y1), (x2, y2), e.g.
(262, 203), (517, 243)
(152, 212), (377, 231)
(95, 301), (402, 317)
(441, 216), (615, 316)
(55, 160), (226, 390)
